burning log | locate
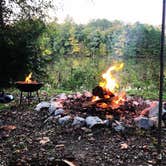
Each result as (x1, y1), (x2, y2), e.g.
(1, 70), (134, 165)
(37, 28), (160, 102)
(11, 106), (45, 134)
(92, 85), (104, 98)
(92, 85), (115, 99)
(91, 85), (115, 109)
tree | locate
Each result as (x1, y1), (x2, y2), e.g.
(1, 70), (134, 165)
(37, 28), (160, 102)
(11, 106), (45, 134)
(0, 0), (58, 87)
(0, 19), (48, 86)
(0, 0), (57, 28)
(87, 19), (112, 31)
(124, 22), (160, 58)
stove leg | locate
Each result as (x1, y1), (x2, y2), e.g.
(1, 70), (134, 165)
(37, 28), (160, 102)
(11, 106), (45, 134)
(20, 91), (23, 105)
(27, 92), (30, 105)
(36, 91), (40, 103)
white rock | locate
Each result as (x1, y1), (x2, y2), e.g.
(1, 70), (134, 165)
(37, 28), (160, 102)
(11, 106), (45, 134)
(148, 102), (166, 118)
(133, 101), (139, 106)
(7, 95), (14, 100)
(35, 101), (50, 111)
(83, 90), (92, 97)
(145, 100), (151, 105)
(49, 101), (63, 114)
(57, 93), (67, 100)
(76, 92), (82, 98)
(68, 94), (73, 99)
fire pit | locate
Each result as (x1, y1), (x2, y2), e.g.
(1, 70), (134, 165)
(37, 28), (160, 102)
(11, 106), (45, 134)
(15, 73), (43, 104)
(15, 81), (43, 92)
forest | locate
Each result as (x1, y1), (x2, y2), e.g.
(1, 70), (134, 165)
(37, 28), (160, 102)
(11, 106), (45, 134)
(0, 10), (163, 98)
(0, 0), (166, 166)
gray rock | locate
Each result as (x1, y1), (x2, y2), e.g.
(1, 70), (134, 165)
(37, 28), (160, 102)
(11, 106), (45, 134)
(112, 120), (125, 132)
(35, 101), (50, 111)
(103, 119), (110, 127)
(134, 116), (154, 129)
(54, 108), (65, 116)
(72, 117), (85, 127)
(58, 115), (71, 125)
(148, 102), (166, 118)
(44, 115), (62, 124)
(149, 117), (158, 127)
(85, 116), (103, 128)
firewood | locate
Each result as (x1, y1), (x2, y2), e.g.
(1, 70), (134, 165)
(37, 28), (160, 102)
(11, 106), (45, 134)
(92, 85), (105, 98)
(92, 85), (115, 99)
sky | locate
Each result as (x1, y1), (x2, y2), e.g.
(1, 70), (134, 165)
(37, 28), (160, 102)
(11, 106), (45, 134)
(55, 0), (163, 26)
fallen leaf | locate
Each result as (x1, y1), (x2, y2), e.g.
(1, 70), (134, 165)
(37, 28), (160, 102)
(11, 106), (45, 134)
(39, 137), (50, 145)
(55, 144), (65, 148)
(0, 125), (16, 131)
(120, 143), (128, 150)
(63, 159), (78, 166)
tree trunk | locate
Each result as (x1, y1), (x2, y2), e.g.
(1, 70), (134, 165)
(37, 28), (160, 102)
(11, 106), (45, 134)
(0, 0), (4, 28)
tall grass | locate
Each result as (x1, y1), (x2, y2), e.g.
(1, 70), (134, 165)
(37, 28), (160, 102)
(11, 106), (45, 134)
(42, 55), (166, 99)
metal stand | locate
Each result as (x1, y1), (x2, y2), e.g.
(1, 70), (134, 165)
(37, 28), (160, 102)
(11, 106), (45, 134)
(19, 91), (40, 105)
(157, 0), (165, 164)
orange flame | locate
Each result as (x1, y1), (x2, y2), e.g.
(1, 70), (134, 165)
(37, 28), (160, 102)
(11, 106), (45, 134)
(92, 96), (100, 102)
(93, 63), (126, 109)
(99, 63), (124, 93)
(25, 72), (32, 83)
(111, 91), (126, 109)
(97, 102), (108, 109)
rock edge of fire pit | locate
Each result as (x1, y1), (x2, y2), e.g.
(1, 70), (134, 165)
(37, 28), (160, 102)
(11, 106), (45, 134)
(35, 92), (166, 131)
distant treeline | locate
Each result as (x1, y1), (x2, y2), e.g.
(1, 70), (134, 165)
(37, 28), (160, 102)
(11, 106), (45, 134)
(0, 18), (162, 87)
(41, 19), (161, 59)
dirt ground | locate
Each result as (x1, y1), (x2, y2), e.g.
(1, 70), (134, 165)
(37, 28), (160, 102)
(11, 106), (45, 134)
(0, 95), (166, 166)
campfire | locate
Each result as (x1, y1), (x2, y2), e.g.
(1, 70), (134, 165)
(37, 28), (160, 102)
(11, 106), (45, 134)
(92, 63), (126, 109)
(35, 62), (166, 132)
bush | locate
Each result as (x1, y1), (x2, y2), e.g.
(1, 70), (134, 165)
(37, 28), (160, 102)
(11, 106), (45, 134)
(0, 19), (48, 87)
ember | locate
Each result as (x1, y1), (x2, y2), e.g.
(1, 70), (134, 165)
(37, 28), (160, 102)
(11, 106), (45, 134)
(92, 63), (126, 109)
